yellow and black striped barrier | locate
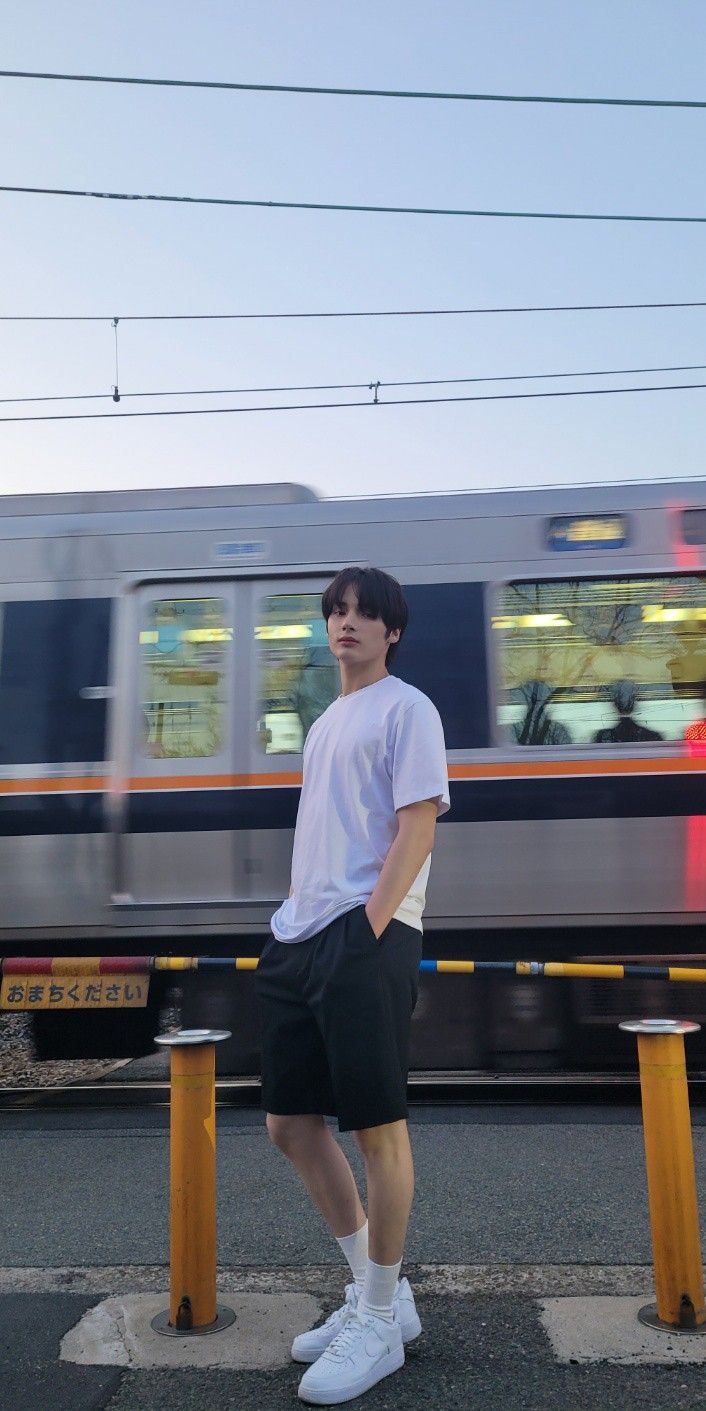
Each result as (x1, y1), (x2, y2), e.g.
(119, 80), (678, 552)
(3, 953), (706, 1009)
(152, 957), (706, 982)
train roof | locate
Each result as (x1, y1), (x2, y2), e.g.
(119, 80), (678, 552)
(0, 476), (703, 528)
(0, 482), (318, 516)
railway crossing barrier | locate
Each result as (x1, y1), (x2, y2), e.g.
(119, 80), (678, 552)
(4, 953), (706, 1013)
(151, 1026), (236, 1337)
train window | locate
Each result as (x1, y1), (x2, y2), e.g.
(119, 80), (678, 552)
(256, 593), (338, 753)
(683, 509), (706, 545)
(494, 575), (706, 745)
(0, 598), (111, 765)
(140, 597), (231, 758)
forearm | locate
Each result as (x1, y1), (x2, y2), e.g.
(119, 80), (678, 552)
(365, 803), (437, 938)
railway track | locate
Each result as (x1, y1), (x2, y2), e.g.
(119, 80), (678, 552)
(4, 1068), (700, 1111)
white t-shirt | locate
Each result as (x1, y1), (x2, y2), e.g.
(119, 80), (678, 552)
(271, 674), (450, 943)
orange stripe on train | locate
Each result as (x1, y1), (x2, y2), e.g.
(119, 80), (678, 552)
(0, 755), (705, 796)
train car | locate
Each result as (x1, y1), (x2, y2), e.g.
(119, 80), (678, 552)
(1, 477), (705, 1074)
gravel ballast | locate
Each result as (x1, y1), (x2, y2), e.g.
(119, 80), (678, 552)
(0, 1011), (128, 1087)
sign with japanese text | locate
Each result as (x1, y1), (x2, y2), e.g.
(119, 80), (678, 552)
(0, 974), (150, 1010)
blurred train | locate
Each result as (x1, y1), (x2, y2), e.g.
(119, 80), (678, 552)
(1, 477), (706, 1074)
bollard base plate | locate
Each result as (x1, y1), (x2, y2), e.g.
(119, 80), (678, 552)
(638, 1303), (706, 1336)
(151, 1304), (237, 1337)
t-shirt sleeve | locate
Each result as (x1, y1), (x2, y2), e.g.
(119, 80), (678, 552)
(391, 696), (450, 817)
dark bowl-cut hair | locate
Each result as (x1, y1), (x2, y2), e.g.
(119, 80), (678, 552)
(321, 566), (408, 665)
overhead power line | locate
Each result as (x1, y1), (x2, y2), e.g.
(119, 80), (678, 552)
(3, 183), (706, 225)
(3, 299), (706, 323)
(2, 380), (705, 424)
(1, 68), (704, 110)
(3, 362), (706, 407)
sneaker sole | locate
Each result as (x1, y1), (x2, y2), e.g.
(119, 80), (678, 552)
(297, 1344), (405, 1404)
(292, 1312), (421, 1364)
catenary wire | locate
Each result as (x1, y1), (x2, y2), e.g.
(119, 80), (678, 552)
(2, 183), (706, 224)
(0, 381), (370, 405)
(3, 300), (705, 322)
(3, 363), (706, 407)
(1, 68), (705, 110)
(1, 380), (705, 423)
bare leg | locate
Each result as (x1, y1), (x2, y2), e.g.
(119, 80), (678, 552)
(355, 1119), (414, 1264)
(266, 1112), (366, 1237)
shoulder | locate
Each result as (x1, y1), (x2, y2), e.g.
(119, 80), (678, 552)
(385, 677), (445, 735)
(386, 676), (438, 715)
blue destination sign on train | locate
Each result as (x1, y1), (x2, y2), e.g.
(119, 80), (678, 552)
(547, 515), (629, 551)
(213, 540), (269, 562)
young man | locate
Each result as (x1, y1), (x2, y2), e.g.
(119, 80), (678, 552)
(256, 566), (449, 1405)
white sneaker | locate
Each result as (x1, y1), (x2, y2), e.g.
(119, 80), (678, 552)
(297, 1307), (404, 1405)
(291, 1284), (357, 1363)
(291, 1277), (421, 1363)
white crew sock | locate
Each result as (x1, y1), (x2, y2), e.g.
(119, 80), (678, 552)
(335, 1221), (369, 1292)
(358, 1256), (403, 1323)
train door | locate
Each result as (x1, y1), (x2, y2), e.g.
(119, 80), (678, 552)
(111, 580), (249, 906)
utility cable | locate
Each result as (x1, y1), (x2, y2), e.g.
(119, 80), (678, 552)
(3, 362), (706, 407)
(1, 380), (705, 424)
(0, 380), (371, 405)
(2, 183), (706, 224)
(3, 299), (705, 322)
(385, 362), (706, 388)
(1, 68), (704, 110)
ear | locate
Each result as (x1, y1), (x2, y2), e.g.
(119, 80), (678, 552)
(387, 627), (401, 644)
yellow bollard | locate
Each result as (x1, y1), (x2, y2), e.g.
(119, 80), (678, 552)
(151, 1028), (236, 1336)
(620, 1017), (706, 1334)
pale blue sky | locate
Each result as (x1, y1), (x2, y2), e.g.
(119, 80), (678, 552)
(1, 1), (705, 500)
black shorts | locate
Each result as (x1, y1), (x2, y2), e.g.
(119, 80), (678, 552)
(255, 904), (422, 1132)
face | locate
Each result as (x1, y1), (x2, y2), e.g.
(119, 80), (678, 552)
(326, 585), (400, 669)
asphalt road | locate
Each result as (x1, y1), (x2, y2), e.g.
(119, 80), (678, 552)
(2, 1102), (704, 1266)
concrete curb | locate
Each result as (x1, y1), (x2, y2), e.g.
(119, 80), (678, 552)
(0, 1261), (657, 1296)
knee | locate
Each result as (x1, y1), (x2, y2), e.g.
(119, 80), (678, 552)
(355, 1119), (410, 1165)
(266, 1113), (297, 1153)
(266, 1112), (321, 1155)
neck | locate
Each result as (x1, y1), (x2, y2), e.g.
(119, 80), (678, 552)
(339, 661), (389, 697)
